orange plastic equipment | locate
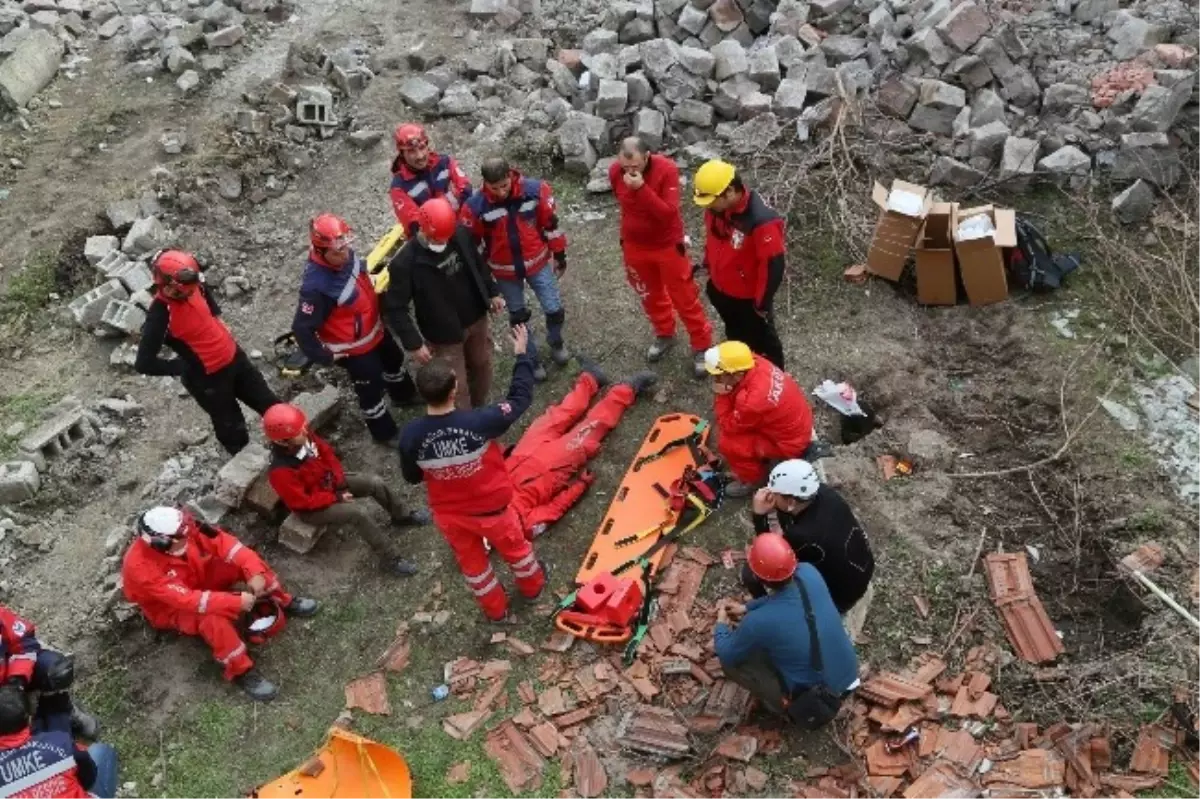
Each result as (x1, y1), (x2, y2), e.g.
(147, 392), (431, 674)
(252, 727), (413, 799)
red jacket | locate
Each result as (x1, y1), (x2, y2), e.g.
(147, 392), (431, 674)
(703, 190), (786, 306)
(714, 355), (813, 462)
(390, 151), (473, 236)
(122, 525), (268, 628)
(609, 154), (686, 249)
(267, 434), (346, 512)
(0, 606), (38, 686)
(461, 169), (566, 281)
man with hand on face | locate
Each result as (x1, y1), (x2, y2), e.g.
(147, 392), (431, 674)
(384, 197), (505, 410)
(748, 460), (875, 615)
(462, 157), (568, 382)
(610, 137), (713, 378)
(292, 214), (418, 445)
(121, 506), (319, 701)
(693, 159), (788, 369)
(388, 123), (473, 237)
(704, 340), (813, 498)
(136, 250), (280, 455)
(264, 404), (428, 577)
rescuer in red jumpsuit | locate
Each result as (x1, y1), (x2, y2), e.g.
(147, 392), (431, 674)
(121, 507), (319, 701)
(399, 324), (546, 621)
(507, 361), (658, 540)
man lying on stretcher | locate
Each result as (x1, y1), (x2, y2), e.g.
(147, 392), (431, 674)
(507, 359), (658, 539)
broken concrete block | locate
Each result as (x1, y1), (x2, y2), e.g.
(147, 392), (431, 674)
(908, 104), (958, 136)
(595, 78), (629, 118)
(69, 280), (129, 328)
(774, 77), (807, 119)
(710, 39), (748, 81)
(919, 79), (966, 110)
(176, 69), (200, 94)
(205, 24), (245, 48)
(234, 108), (271, 134)
(214, 442), (270, 508)
(18, 402), (95, 471)
(968, 120), (1010, 160)
(1037, 145), (1091, 176)
(930, 155), (986, 189)
(747, 45), (780, 90)
(634, 107), (665, 149)
(673, 98), (714, 127)
(122, 216), (169, 256)
(94, 249), (129, 279)
(1000, 135), (1039, 180)
(84, 235), (119, 266)
(1129, 82), (1194, 133)
(438, 83), (478, 116)
(100, 300), (147, 335)
(557, 117), (598, 176)
(936, 2), (990, 52)
(1111, 179), (1155, 224)
(295, 85), (335, 126)
(292, 384), (342, 430)
(1111, 132), (1181, 187)
(278, 513), (326, 554)
(399, 76), (442, 111)
(0, 28), (64, 109)
(107, 259), (153, 294)
(877, 76), (919, 118)
(186, 493), (228, 526)
(0, 461), (39, 503)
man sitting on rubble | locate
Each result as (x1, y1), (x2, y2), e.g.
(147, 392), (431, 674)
(264, 403), (429, 578)
(714, 533), (858, 727)
(746, 460), (875, 615)
(507, 359), (658, 540)
(121, 506), (319, 701)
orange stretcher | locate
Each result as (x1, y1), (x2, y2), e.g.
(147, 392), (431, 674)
(252, 727), (412, 798)
(553, 413), (715, 648)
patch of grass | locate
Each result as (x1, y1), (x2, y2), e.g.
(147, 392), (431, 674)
(1120, 446), (1153, 469)
(1, 247), (58, 320)
(1129, 508), (1168, 534)
(0, 390), (62, 457)
(1137, 759), (1195, 798)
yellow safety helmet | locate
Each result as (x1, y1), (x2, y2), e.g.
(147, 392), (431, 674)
(693, 159), (736, 207)
(703, 341), (755, 375)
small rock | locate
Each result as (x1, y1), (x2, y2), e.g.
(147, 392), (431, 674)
(399, 76), (441, 111)
(348, 129), (384, 149)
(215, 168), (243, 200)
(205, 24), (245, 49)
(1111, 179), (1155, 224)
(176, 70), (200, 93)
(160, 131), (187, 155)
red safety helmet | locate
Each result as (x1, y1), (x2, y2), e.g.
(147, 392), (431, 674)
(418, 198), (458, 244)
(262, 403), (308, 442)
(393, 122), (429, 152)
(746, 533), (798, 583)
(244, 597), (287, 646)
(309, 214), (353, 252)
(151, 250), (201, 290)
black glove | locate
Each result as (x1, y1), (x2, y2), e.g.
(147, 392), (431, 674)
(196, 521), (220, 538)
(553, 252), (567, 276)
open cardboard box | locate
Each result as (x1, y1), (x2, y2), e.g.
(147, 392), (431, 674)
(953, 205), (1017, 306)
(866, 180), (932, 281)
(915, 202), (958, 306)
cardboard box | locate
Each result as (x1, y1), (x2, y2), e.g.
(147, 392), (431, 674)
(953, 205), (1017, 306)
(866, 180), (932, 281)
(915, 202), (959, 306)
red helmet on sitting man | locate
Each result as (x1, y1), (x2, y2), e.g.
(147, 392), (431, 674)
(418, 198), (459, 245)
(262, 404), (308, 443)
(309, 214), (353, 252)
(151, 250), (201, 294)
(393, 122), (429, 152)
(747, 533), (798, 583)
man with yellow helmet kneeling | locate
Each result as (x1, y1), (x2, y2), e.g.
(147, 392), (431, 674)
(693, 159), (788, 370)
(704, 341), (814, 497)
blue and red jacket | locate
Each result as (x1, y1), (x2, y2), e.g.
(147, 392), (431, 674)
(292, 249), (385, 365)
(389, 151), (473, 237)
(267, 433), (347, 512)
(399, 356), (536, 516)
(461, 169), (566, 281)
(0, 728), (92, 798)
(0, 607), (39, 688)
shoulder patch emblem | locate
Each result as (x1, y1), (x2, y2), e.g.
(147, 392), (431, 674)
(10, 621), (25, 636)
(499, 402), (513, 415)
(300, 302), (314, 315)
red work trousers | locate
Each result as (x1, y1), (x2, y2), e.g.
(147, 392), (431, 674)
(509, 374), (635, 535)
(719, 434), (772, 486)
(160, 561), (292, 681)
(623, 241), (713, 352)
(433, 506), (546, 620)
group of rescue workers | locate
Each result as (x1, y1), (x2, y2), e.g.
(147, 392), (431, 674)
(0, 124), (881, 795)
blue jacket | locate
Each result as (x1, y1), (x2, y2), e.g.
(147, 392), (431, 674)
(713, 563), (858, 695)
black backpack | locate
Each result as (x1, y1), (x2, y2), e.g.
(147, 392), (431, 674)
(1006, 215), (1081, 292)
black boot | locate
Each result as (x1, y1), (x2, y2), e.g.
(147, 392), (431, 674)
(382, 557), (419, 577)
(575, 356), (610, 388)
(393, 508), (432, 527)
(234, 669), (278, 702)
(285, 597), (320, 618)
(70, 706), (100, 740)
(624, 371), (659, 397)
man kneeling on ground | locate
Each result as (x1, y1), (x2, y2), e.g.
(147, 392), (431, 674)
(714, 533), (858, 726)
(121, 507), (319, 701)
(507, 358), (658, 540)
(0, 686), (119, 798)
(746, 460), (875, 615)
(264, 403), (429, 577)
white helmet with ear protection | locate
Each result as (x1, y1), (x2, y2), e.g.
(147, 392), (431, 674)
(766, 459), (820, 500)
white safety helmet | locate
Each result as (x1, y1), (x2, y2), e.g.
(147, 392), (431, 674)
(138, 506), (186, 549)
(766, 459), (820, 500)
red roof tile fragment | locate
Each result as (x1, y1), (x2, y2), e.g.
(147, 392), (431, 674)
(484, 720), (545, 794)
(574, 741), (608, 798)
(859, 671), (935, 707)
(1131, 724), (1172, 776)
(715, 733), (758, 763)
(343, 671), (391, 716)
(982, 749), (1066, 790)
(983, 552), (1065, 664)
(902, 760), (979, 798)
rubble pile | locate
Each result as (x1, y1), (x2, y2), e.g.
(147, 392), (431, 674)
(427, 0), (1198, 207)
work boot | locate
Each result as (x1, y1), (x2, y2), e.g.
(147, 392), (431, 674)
(724, 480), (755, 498)
(533, 364), (548, 382)
(285, 597), (320, 618)
(692, 350), (708, 380)
(382, 557), (419, 577)
(549, 344), (571, 367)
(647, 336), (675, 363)
(393, 508), (432, 527)
(234, 669), (278, 702)
(624, 371), (659, 397)
(575, 355), (611, 388)
(70, 707), (100, 741)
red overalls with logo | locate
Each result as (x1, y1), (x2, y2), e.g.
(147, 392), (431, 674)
(714, 355), (813, 484)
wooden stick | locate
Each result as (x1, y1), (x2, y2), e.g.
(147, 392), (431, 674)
(1130, 571), (1200, 632)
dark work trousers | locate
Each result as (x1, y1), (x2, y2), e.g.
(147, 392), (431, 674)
(705, 281), (785, 369)
(181, 348), (280, 455)
(719, 650), (788, 717)
(294, 473), (409, 562)
(339, 333), (417, 442)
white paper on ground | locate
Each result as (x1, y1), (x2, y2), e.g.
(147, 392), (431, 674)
(956, 213), (996, 241)
(812, 379), (867, 417)
(885, 189), (924, 216)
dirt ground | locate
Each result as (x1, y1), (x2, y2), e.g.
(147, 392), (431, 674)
(0, 2), (1196, 797)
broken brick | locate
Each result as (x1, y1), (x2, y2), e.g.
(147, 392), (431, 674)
(1131, 724), (1171, 776)
(667, 610), (692, 635)
(620, 705), (691, 757)
(443, 710), (491, 740)
(574, 741), (608, 798)
(446, 761), (470, 784)
(376, 623), (411, 673)
(934, 727), (982, 772)
(299, 757), (325, 777)
(473, 676), (508, 713)
(538, 685), (568, 716)
(859, 672), (935, 707)
(445, 657), (482, 682)
(1055, 724), (1100, 794)
(680, 546), (717, 566)
(687, 714), (725, 734)
(669, 642), (705, 662)
(703, 680), (753, 724)
(869, 701), (926, 732)
(909, 653), (947, 685)
(554, 705), (599, 729)
(484, 721), (545, 794)
(867, 775), (902, 797)
(630, 677), (660, 700)
(529, 721), (563, 757)
(543, 631), (575, 652)
(480, 659), (513, 680)
(716, 733), (758, 763)
(865, 739), (915, 777)
(628, 768), (656, 788)
(1120, 542), (1165, 575)
(966, 671), (991, 698)
(982, 748), (1066, 790)
(343, 672), (391, 716)
(689, 663), (715, 686)
(660, 658), (693, 676)
(649, 622), (672, 652)
(518, 680), (537, 704)
(512, 708), (538, 728)
(1101, 773), (1163, 793)
(507, 637), (536, 656)
(1015, 722), (1039, 749)
(1090, 736), (1112, 771)
(949, 684), (998, 718)
(902, 760), (976, 798)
